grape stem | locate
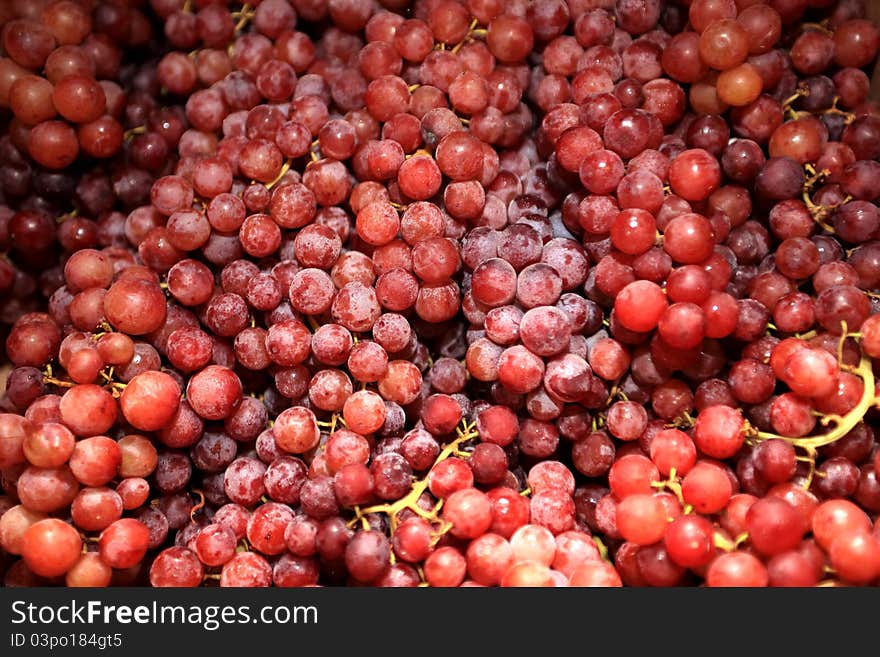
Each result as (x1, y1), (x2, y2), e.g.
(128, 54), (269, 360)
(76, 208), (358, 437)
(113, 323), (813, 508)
(190, 489), (206, 522)
(316, 413), (345, 433)
(797, 447), (820, 488)
(99, 367), (115, 384)
(802, 164), (829, 192)
(822, 96), (856, 124)
(713, 531), (749, 552)
(453, 19), (488, 54)
(650, 467), (692, 514)
(42, 365), (74, 388)
(264, 159), (291, 190)
(781, 88), (808, 110)
(43, 375), (74, 388)
(667, 410), (695, 429)
(603, 378), (624, 406)
(351, 419), (480, 533)
(745, 354), (877, 450)
(782, 85), (810, 120)
(837, 323), (855, 371)
(802, 164), (851, 231)
(802, 190), (841, 233)
(416, 565), (429, 587)
(232, 4), (255, 32)
(107, 381), (127, 399)
(799, 21), (832, 35)
(123, 125), (146, 142)
(56, 208), (78, 224)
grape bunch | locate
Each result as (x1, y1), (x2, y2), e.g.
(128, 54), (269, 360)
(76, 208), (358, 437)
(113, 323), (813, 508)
(0, 0), (879, 588)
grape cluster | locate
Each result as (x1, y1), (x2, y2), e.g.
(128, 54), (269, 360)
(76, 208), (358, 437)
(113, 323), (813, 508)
(0, 0), (879, 588)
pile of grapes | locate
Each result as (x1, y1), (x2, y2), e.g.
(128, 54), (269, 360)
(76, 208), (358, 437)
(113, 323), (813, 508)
(0, 0), (879, 588)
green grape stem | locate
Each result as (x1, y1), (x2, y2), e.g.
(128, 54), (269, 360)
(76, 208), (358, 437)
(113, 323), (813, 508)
(746, 355), (877, 450)
(351, 419), (480, 533)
